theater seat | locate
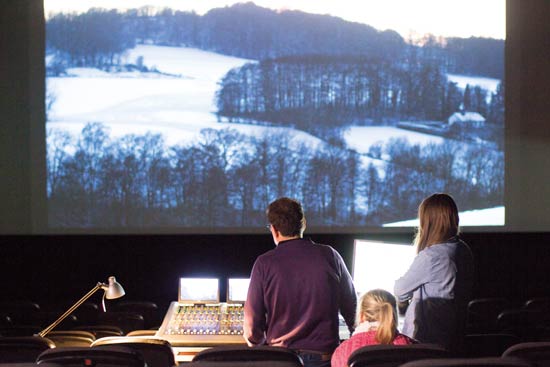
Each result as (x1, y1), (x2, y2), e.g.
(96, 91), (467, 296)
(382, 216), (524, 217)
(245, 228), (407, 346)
(0, 312), (12, 327)
(497, 309), (546, 341)
(0, 325), (42, 337)
(347, 344), (449, 367)
(467, 298), (512, 334)
(523, 297), (550, 313)
(36, 345), (146, 367)
(191, 345), (303, 367)
(115, 301), (160, 329)
(97, 311), (146, 334)
(0, 336), (55, 363)
(0, 301), (41, 325)
(45, 330), (96, 347)
(399, 356), (533, 367)
(502, 341), (550, 366)
(462, 333), (520, 357)
(72, 324), (124, 339)
(91, 336), (176, 367)
(126, 329), (158, 336)
(187, 361), (302, 367)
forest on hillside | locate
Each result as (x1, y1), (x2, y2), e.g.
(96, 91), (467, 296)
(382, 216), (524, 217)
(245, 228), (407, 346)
(46, 3), (504, 78)
(215, 55), (504, 144)
(47, 123), (503, 228)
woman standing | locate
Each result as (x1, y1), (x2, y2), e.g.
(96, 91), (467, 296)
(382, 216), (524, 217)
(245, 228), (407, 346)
(394, 193), (474, 352)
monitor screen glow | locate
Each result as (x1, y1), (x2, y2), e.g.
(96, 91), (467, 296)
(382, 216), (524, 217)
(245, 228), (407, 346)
(227, 278), (251, 303)
(179, 277), (219, 303)
(352, 239), (416, 296)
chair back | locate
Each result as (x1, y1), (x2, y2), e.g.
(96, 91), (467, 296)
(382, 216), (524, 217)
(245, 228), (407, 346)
(523, 298), (550, 313)
(91, 336), (176, 367)
(0, 364), (62, 367)
(0, 325), (42, 336)
(497, 309), (546, 341)
(32, 310), (79, 331)
(467, 298), (511, 333)
(37, 345), (146, 367)
(73, 324), (124, 339)
(116, 301), (160, 329)
(347, 343), (449, 367)
(0, 336), (55, 363)
(97, 311), (146, 334)
(186, 362), (303, 367)
(71, 302), (100, 325)
(462, 333), (520, 357)
(503, 341), (550, 366)
(192, 345), (303, 367)
(0, 312), (12, 327)
(47, 330), (96, 339)
(126, 329), (158, 336)
(400, 356), (533, 367)
(0, 301), (40, 325)
(46, 331), (96, 347)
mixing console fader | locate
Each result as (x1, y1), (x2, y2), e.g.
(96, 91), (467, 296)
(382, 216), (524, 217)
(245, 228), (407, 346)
(156, 302), (246, 346)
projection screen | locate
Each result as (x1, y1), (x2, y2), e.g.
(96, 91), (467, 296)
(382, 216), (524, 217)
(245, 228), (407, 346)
(43, 0), (505, 232)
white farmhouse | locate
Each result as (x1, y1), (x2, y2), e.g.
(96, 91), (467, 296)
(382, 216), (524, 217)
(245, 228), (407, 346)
(447, 111), (486, 128)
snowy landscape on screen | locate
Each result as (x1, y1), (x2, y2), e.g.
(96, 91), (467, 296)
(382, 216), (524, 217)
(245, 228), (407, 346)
(50, 45), (464, 154)
(47, 44), (504, 227)
(44, 4), (505, 229)
(49, 45), (501, 149)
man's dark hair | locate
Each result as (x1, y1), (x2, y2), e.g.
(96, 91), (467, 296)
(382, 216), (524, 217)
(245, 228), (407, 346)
(267, 197), (306, 237)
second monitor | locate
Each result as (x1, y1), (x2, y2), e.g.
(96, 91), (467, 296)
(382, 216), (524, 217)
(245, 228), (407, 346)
(352, 239), (416, 296)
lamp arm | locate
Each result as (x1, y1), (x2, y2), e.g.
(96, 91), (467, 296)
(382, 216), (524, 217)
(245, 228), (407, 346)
(38, 282), (106, 337)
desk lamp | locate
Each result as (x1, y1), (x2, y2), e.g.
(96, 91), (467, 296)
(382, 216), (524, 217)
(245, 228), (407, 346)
(38, 276), (125, 337)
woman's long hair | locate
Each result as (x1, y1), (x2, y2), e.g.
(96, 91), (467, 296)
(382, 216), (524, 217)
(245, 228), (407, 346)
(414, 193), (460, 254)
(357, 289), (398, 344)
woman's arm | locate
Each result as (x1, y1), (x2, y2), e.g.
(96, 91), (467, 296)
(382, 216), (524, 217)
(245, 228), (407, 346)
(394, 251), (433, 301)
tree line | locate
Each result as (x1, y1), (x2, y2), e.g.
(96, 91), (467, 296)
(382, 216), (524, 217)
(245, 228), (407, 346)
(46, 3), (503, 78)
(47, 123), (503, 228)
(47, 9), (135, 71)
(215, 55), (504, 141)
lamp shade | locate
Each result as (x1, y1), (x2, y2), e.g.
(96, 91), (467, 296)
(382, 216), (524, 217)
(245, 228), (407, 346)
(104, 276), (125, 299)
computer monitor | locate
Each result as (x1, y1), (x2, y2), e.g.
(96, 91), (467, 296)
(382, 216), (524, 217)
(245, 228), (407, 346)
(227, 278), (250, 303)
(352, 239), (416, 296)
(178, 277), (219, 304)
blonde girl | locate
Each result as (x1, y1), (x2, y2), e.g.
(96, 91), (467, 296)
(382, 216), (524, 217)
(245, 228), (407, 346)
(331, 289), (414, 367)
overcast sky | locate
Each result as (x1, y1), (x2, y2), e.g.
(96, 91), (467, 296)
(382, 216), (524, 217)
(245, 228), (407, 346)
(44, 0), (505, 40)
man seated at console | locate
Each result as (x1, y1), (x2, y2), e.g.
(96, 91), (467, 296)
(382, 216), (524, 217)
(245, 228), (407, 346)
(244, 197), (357, 367)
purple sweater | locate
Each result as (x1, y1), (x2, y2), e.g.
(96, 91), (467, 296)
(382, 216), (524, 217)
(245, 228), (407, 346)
(243, 238), (356, 353)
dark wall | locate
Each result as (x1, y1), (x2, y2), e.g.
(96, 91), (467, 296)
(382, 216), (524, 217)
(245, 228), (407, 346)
(1, 0), (47, 234)
(1, 1), (550, 312)
(505, 0), (550, 231)
(2, 232), (550, 312)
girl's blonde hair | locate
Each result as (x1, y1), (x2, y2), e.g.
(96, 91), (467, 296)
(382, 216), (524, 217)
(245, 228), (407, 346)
(414, 193), (460, 254)
(356, 289), (398, 344)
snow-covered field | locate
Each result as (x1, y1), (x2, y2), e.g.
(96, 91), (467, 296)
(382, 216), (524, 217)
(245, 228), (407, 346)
(344, 126), (444, 154)
(384, 206), (505, 227)
(447, 73), (500, 94)
(48, 45), (257, 145)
